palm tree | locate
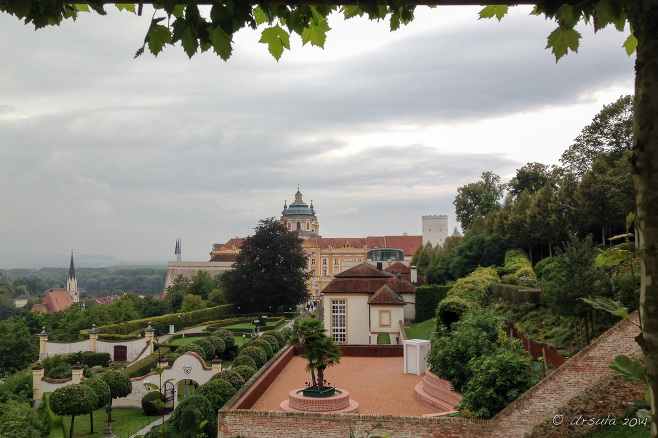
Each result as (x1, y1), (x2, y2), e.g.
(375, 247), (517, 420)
(304, 336), (342, 390)
(290, 317), (341, 389)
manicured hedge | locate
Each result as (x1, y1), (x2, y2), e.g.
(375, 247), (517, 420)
(123, 346), (171, 378)
(436, 266), (499, 327)
(415, 285), (451, 322)
(81, 304), (235, 337)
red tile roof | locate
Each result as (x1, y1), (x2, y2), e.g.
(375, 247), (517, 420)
(368, 285), (406, 305)
(209, 253), (239, 262)
(322, 263), (416, 294)
(31, 288), (74, 313)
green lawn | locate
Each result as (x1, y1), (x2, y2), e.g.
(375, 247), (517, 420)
(405, 319), (436, 340)
(222, 320), (278, 329)
(168, 336), (204, 346)
(50, 407), (156, 438)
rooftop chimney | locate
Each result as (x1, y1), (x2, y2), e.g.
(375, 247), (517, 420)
(411, 266), (418, 284)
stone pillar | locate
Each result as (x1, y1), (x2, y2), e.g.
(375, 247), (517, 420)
(32, 365), (44, 401)
(211, 357), (223, 375)
(71, 364), (84, 384)
(157, 358), (169, 369)
(144, 322), (155, 354)
(89, 324), (99, 353)
(38, 327), (48, 360)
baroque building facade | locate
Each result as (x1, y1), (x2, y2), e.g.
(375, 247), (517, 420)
(210, 188), (442, 296)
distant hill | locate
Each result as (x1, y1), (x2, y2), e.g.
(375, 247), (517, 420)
(0, 253), (168, 269)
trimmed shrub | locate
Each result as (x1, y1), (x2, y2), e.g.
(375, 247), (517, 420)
(81, 351), (112, 368)
(213, 329), (235, 349)
(376, 332), (391, 344)
(232, 365), (257, 382)
(279, 327), (292, 342)
(261, 333), (281, 350)
(239, 346), (267, 368)
(141, 391), (165, 416)
(436, 266), (499, 328)
(207, 336), (226, 359)
(164, 352), (179, 364)
(168, 394), (217, 437)
(210, 369), (245, 391)
(174, 342), (205, 358)
(196, 378), (236, 411)
(193, 338), (215, 361)
(268, 330), (285, 347)
(247, 339), (273, 360)
(232, 354), (257, 369)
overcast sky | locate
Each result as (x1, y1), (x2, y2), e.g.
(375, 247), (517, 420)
(0, 5), (635, 267)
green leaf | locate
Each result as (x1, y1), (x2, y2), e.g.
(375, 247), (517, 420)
(180, 26), (199, 58)
(546, 26), (581, 61)
(116, 4), (136, 13)
(253, 6), (269, 25)
(595, 248), (632, 267)
(479, 5), (508, 21)
(341, 5), (364, 19)
(74, 4), (90, 12)
(210, 26), (233, 60)
(148, 24), (172, 57)
(301, 8), (330, 48)
(609, 355), (646, 383)
(259, 25), (290, 60)
(624, 34), (638, 55)
(581, 297), (629, 320)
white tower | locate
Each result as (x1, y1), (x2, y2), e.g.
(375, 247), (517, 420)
(67, 251), (79, 303)
(422, 215), (449, 247)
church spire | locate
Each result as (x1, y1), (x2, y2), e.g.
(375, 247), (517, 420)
(68, 251), (76, 281)
(67, 251), (79, 303)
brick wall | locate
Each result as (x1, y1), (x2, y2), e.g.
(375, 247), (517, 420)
(218, 313), (643, 438)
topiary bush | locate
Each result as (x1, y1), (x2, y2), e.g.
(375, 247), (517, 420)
(239, 346), (267, 368)
(213, 329), (235, 349)
(207, 335), (226, 359)
(168, 394), (217, 437)
(261, 333), (281, 351)
(175, 342), (205, 358)
(247, 339), (273, 360)
(232, 354), (257, 369)
(210, 369), (245, 391)
(268, 330), (286, 347)
(196, 378), (236, 411)
(232, 365), (257, 382)
(193, 338), (216, 361)
(141, 391), (165, 416)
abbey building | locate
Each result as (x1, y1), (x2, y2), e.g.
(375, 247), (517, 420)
(209, 188), (448, 295)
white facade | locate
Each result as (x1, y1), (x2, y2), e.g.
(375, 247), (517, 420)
(422, 215), (449, 247)
(368, 304), (405, 344)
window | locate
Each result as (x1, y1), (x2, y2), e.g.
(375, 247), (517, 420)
(311, 258), (316, 265)
(331, 299), (346, 343)
(322, 259), (327, 265)
(334, 259), (339, 265)
(379, 310), (391, 327)
(306, 222), (310, 230)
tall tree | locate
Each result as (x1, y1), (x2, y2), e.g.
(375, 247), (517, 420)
(50, 384), (97, 438)
(560, 95), (634, 178)
(224, 217), (310, 313)
(508, 162), (556, 200)
(453, 171), (504, 230)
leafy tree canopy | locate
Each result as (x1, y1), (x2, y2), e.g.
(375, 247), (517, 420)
(224, 217), (310, 312)
(0, 0), (635, 62)
(560, 95), (634, 178)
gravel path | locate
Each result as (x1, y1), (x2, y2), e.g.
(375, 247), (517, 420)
(250, 356), (439, 416)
